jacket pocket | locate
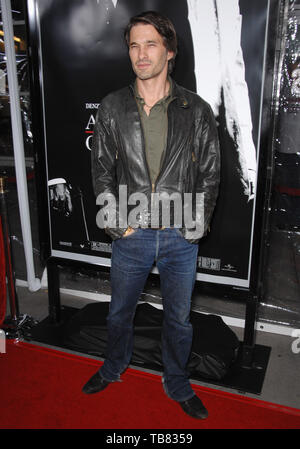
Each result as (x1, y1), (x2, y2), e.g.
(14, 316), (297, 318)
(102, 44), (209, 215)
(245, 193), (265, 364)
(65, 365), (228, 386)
(184, 149), (197, 193)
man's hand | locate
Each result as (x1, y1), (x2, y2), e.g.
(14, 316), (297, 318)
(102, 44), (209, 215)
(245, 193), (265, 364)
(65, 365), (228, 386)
(123, 226), (135, 237)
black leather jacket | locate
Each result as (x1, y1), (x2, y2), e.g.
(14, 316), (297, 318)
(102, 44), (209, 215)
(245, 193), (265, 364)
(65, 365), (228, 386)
(91, 79), (220, 243)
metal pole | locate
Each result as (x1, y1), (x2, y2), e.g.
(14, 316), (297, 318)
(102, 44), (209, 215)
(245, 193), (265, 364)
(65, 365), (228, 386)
(1, 0), (41, 292)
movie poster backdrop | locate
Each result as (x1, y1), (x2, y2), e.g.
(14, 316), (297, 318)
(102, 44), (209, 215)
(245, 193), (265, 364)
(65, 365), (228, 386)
(30, 0), (270, 288)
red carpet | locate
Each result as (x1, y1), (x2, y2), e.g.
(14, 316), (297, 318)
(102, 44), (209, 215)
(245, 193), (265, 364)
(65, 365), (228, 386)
(1, 339), (300, 429)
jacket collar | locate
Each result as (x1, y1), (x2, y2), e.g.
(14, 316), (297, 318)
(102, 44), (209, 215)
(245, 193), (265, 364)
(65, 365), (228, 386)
(171, 80), (190, 109)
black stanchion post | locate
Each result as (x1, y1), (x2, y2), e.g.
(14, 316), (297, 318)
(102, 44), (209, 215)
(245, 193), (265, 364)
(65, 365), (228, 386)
(241, 292), (258, 367)
(0, 176), (19, 322)
(46, 257), (61, 324)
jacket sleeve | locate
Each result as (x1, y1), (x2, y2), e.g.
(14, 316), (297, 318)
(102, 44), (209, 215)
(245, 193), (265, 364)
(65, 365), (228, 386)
(197, 104), (220, 235)
(91, 105), (127, 239)
(184, 103), (220, 244)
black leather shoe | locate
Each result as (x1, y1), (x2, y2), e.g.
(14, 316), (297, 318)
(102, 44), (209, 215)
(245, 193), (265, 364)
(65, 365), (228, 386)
(82, 372), (110, 394)
(178, 395), (209, 419)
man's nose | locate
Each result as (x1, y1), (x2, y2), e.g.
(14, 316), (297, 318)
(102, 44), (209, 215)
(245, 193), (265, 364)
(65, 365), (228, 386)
(138, 46), (148, 60)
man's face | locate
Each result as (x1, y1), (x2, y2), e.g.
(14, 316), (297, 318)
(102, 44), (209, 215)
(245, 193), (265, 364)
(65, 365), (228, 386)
(128, 24), (173, 81)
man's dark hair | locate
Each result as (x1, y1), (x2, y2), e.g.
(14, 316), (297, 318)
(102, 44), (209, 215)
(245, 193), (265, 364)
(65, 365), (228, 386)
(124, 11), (177, 74)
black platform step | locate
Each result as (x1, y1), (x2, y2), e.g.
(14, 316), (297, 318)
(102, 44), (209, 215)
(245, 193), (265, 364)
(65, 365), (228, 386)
(27, 303), (271, 395)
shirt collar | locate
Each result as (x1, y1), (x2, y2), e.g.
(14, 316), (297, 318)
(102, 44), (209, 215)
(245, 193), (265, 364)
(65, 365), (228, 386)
(134, 77), (174, 111)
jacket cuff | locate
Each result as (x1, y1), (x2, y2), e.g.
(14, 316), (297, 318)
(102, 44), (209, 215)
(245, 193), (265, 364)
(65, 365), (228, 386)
(105, 227), (128, 240)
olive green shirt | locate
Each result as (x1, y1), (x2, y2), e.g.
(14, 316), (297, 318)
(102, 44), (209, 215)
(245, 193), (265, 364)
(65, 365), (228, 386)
(134, 80), (174, 187)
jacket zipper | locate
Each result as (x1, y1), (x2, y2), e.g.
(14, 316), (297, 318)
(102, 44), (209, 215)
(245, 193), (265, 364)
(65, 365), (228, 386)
(151, 99), (175, 194)
(138, 115), (154, 193)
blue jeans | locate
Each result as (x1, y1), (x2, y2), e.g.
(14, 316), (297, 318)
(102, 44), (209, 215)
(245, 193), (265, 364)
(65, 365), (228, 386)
(99, 228), (198, 402)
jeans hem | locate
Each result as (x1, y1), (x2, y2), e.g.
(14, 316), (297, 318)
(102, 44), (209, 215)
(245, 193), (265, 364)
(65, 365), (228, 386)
(162, 377), (195, 403)
(98, 368), (122, 383)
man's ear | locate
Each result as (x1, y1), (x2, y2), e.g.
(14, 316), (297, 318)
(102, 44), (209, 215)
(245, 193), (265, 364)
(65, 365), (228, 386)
(167, 51), (174, 61)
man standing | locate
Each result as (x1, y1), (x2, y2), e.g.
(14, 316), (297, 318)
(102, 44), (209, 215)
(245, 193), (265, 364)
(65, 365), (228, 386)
(83, 11), (220, 420)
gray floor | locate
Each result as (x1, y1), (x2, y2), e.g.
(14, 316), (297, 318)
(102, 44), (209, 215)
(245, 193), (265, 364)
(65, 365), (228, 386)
(11, 282), (300, 412)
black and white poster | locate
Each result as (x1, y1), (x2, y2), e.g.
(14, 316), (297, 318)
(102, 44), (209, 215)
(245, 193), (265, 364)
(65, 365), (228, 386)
(28, 0), (270, 288)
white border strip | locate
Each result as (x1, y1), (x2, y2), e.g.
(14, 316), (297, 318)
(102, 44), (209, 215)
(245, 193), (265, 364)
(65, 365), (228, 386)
(247, 0), (271, 285)
(196, 272), (249, 287)
(51, 249), (111, 267)
(36, 1), (53, 253)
